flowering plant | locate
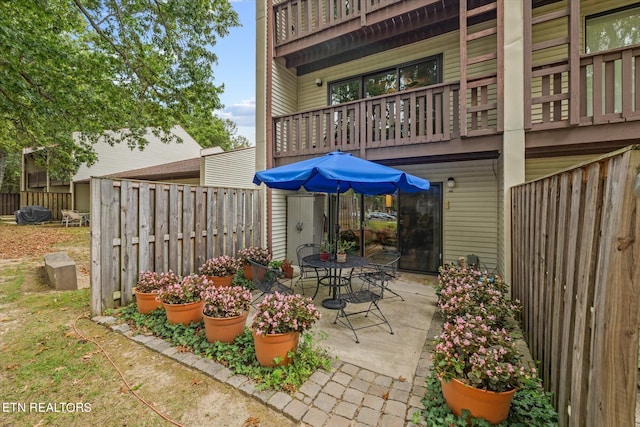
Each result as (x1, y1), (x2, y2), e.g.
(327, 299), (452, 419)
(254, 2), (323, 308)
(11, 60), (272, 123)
(251, 292), (321, 336)
(436, 266), (517, 327)
(156, 274), (207, 304)
(237, 246), (271, 266)
(135, 270), (180, 293)
(199, 255), (242, 277)
(433, 314), (535, 392)
(202, 285), (252, 318)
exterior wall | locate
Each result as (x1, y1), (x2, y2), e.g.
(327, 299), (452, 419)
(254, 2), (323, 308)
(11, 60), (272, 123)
(525, 154), (600, 181)
(401, 159), (499, 272)
(271, 190), (288, 260)
(73, 126), (202, 182)
(496, 153), (505, 277)
(292, 20), (499, 113)
(74, 183), (90, 212)
(202, 147), (256, 189)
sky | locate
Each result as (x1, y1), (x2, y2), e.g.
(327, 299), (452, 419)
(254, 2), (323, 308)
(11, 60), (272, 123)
(213, 0), (257, 145)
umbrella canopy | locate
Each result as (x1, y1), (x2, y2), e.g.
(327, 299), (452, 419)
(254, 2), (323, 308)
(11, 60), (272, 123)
(253, 151), (430, 194)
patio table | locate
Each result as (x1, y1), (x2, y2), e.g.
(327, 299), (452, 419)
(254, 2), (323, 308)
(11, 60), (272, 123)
(303, 253), (369, 309)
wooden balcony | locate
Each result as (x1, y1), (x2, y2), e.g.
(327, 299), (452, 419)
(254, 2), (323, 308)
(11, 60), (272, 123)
(273, 75), (500, 160)
(273, 44), (640, 161)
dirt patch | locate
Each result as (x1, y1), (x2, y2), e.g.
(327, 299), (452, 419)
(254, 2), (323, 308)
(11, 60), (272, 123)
(0, 224), (75, 259)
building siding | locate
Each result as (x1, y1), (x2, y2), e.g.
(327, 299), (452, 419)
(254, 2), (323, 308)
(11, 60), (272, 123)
(525, 154), (599, 182)
(203, 147), (256, 189)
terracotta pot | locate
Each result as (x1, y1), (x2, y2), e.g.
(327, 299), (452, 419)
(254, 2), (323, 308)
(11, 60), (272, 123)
(163, 300), (205, 325)
(134, 288), (162, 314)
(440, 378), (516, 425)
(203, 311), (249, 343)
(243, 264), (253, 281)
(252, 330), (300, 367)
(281, 265), (294, 279)
(207, 275), (233, 288)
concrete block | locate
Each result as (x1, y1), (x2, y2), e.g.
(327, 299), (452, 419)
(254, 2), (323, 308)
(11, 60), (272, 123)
(43, 252), (77, 290)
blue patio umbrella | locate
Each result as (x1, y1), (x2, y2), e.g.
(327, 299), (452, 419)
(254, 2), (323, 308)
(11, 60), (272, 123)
(253, 151), (430, 250)
(253, 151), (430, 195)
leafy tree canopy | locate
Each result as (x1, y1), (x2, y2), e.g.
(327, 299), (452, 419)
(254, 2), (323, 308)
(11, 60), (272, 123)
(0, 0), (240, 187)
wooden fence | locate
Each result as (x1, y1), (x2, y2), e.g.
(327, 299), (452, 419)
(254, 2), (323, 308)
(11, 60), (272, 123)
(19, 191), (72, 220)
(511, 146), (640, 426)
(90, 178), (262, 316)
(0, 193), (19, 215)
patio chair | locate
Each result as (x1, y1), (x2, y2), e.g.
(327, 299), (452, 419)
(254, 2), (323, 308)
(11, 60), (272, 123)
(295, 243), (327, 298)
(249, 259), (293, 306)
(333, 281), (394, 344)
(61, 209), (84, 227)
(357, 250), (403, 301)
(457, 254), (496, 274)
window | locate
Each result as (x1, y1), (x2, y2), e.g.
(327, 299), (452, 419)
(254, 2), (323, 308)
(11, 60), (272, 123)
(329, 55), (442, 105)
(585, 5), (640, 54)
(585, 5), (640, 115)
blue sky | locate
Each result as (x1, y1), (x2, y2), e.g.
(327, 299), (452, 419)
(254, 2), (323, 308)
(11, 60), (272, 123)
(214, 0), (256, 145)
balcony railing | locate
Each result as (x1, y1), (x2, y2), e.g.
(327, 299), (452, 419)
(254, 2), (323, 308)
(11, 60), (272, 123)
(273, 77), (500, 158)
(273, 0), (403, 46)
(529, 44), (640, 130)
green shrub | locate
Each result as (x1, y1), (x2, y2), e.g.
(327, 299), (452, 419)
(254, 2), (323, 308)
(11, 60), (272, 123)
(114, 304), (333, 392)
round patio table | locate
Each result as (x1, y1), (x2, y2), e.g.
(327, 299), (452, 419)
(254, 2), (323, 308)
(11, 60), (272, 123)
(303, 253), (369, 309)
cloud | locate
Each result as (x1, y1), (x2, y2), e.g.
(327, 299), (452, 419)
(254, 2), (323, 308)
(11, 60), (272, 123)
(215, 99), (255, 127)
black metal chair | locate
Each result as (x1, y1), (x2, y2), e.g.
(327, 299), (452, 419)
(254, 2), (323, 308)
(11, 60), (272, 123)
(358, 250), (403, 301)
(333, 282), (394, 343)
(295, 243), (327, 298)
(249, 259), (293, 305)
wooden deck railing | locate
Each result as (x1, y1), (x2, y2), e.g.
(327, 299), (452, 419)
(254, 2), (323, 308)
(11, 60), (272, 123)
(273, 0), (402, 46)
(529, 44), (640, 130)
(273, 77), (501, 158)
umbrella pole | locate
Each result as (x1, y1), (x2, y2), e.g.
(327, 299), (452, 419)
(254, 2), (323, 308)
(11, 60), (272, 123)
(334, 182), (340, 257)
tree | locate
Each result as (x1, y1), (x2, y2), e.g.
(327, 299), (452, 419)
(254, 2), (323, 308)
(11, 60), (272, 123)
(0, 0), (240, 189)
(183, 115), (252, 151)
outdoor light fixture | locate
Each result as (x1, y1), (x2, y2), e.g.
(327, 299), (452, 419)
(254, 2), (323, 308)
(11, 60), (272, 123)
(315, 78), (323, 87)
(447, 177), (456, 189)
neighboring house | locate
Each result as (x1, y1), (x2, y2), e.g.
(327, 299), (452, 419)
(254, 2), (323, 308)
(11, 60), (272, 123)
(257, 0), (638, 279)
(201, 146), (256, 189)
(22, 126), (204, 212)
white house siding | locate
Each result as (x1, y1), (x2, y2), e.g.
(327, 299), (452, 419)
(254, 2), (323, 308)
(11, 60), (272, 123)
(203, 147), (256, 189)
(401, 159), (499, 272)
(525, 154), (599, 182)
(73, 126), (202, 182)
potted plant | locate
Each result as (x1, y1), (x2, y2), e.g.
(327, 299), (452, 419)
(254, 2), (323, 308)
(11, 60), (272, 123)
(250, 292), (322, 366)
(281, 259), (294, 279)
(237, 246), (272, 280)
(199, 255), (242, 288)
(202, 285), (253, 343)
(156, 274), (207, 325)
(336, 239), (355, 263)
(319, 241), (331, 262)
(433, 266), (535, 424)
(133, 270), (179, 314)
